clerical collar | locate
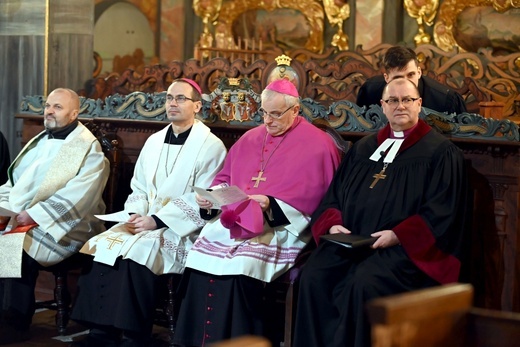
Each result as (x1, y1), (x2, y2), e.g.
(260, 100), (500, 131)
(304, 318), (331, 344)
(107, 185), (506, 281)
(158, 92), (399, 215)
(165, 125), (192, 145)
(369, 138), (404, 163)
(390, 123), (419, 139)
(45, 120), (78, 139)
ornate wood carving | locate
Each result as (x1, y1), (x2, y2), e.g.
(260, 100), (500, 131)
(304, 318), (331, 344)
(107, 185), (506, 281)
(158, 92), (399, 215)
(78, 44), (520, 122)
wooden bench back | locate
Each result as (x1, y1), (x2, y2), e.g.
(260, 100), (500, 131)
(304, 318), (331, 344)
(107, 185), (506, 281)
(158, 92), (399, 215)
(367, 283), (520, 347)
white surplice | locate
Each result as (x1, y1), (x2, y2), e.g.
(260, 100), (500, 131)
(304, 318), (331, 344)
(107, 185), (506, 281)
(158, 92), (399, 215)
(186, 199), (311, 282)
(81, 120), (227, 275)
(0, 122), (109, 266)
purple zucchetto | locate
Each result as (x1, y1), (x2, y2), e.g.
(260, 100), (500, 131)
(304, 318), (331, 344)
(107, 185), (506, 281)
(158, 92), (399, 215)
(265, 78), (299, 98)
(179, 78), (202, 95)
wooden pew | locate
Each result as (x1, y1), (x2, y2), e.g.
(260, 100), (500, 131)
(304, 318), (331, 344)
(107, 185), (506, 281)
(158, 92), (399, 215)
(367, 283), (520, 347)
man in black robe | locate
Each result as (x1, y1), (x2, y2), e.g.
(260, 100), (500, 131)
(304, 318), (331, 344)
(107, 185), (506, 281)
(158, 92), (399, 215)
(356, 45), (467, 115)
(293, 78), (468, 347)
(0, 132), (9, 185)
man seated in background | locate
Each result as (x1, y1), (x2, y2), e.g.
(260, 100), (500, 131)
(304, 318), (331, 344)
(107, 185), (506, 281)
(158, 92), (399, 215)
(356, 45), (467, 115)
(0, 88), (109, 344)
(295, 78), (468, 347)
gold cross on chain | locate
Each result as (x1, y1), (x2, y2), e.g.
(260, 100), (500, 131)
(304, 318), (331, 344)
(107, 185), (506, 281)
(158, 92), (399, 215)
(251, 171), (266, 188)
(369, 164), (388, 189)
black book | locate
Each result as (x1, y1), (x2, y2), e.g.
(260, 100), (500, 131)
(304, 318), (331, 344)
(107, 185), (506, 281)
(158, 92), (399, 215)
(320, 233), (378, 248)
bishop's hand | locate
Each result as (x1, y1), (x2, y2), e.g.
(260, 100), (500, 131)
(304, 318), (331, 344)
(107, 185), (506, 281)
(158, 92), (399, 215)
(248, 194), (270, 212)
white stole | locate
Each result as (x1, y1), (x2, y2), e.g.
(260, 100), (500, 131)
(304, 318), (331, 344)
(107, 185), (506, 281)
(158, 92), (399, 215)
(9, 123), (93, 208)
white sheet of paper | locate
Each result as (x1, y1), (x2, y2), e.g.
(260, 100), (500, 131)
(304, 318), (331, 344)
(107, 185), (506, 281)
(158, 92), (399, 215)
(95, 211), (132, 223)
(0, 207), (18, 233)
(0, 207), (17, 217)
(192, 185), (248, 209)
(5, 218), (19, 232)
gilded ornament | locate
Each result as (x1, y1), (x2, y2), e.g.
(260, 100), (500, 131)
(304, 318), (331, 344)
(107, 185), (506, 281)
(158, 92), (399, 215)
(434, 0), (520, 52)
(213, 0), (324, 52)
(193, 0), (223, 57)
(404, 0), (439, 45)
(275, 55), (292, 66)
(323, 0), (350, 50)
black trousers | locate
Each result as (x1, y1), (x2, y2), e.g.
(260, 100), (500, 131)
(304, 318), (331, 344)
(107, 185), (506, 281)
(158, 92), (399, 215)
(71, 257), (161, 336)
(293, 241), (437, 347)
(0, 252), (43, 330)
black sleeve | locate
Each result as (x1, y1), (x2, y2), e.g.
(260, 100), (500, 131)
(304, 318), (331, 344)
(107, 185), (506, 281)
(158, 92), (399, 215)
(151, 215), (167, 229)
(264, 196), (290, 227)
(448, 91), (468, 114)
(200, 208), (220, 220)
(356, 83), (369, 107)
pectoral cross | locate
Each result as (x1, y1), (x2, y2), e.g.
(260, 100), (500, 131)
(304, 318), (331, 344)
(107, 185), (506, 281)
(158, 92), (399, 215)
(251, 171), (266, 188)
(106, 235), (124, 250)
(370, 164), (388, 189)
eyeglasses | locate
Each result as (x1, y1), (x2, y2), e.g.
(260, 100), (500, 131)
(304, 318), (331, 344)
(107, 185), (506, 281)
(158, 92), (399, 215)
(259, 105), (295, 119)
(382, 97), (420, 108)
(166, 94), (194, 104)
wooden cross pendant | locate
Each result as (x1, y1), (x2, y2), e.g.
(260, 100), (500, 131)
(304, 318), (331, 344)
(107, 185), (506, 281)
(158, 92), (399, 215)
(252, 171), (266, 188)
(369, 165), (388, 189)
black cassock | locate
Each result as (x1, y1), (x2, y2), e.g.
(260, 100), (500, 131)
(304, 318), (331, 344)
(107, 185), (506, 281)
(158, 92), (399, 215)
(293, 120), (468, 347)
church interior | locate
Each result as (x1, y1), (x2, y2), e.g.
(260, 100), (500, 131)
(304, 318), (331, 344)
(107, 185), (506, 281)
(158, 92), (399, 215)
(1, 0), (520, 346)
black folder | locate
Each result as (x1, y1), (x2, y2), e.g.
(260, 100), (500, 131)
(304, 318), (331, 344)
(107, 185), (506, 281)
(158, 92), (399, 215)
(320, 233), (378, 248)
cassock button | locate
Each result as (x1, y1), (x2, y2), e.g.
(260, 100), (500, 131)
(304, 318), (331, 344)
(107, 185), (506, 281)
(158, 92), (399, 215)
(207, 306), (212, 311)
(208, 293), (214, 297)
(205, 334), (210, 338)
(209, 279), (215, 283)
(206, 320), (212, 325)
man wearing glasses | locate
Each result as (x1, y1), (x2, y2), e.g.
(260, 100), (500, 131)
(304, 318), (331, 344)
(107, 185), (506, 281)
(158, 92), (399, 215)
(357, 45), (467, 115)
(294, 78), (468, 347)
(173, 78), (341, 346)
(70, 79), (227, 346)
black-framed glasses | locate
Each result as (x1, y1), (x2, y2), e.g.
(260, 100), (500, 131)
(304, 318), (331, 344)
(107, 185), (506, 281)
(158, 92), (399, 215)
(382, 97), (420, 108)
(259, 105), (295, 119)
(166, 94), (194, 104)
